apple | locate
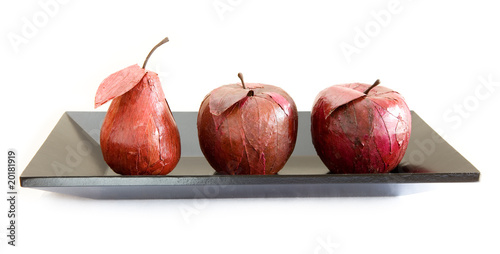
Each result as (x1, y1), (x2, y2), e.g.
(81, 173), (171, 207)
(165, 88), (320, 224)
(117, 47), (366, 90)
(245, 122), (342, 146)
(197, 73), (298, 175)
(94, 37), (181, 175)
(311, 80), (411, 174)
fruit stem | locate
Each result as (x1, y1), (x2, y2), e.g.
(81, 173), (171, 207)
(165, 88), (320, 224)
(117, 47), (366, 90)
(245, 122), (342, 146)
(364, 79), (380, 94)
(238, 72), (246, 89)
(142, 37), (169, 69)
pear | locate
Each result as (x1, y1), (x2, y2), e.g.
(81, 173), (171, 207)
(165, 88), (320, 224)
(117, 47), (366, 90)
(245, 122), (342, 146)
(94, 37), (181, 175)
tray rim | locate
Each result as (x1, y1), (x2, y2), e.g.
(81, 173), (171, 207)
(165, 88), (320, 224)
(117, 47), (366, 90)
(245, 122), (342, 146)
(21, 172), (480, 188)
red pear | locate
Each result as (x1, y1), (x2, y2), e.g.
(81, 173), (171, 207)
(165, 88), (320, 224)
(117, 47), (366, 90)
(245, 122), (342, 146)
(311, 80), (411, 174)
(95, 37), (181, 175)
(197, 73), (298, 175)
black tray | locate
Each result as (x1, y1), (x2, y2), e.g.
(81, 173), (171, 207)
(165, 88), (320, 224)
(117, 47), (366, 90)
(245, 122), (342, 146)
(20, 111), (479, 199)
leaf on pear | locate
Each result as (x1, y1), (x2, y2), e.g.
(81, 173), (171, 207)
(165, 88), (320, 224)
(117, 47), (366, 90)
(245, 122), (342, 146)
(209, 84), (250, 116)
(316, 86), (366, 119)
(95, 64), (147, 108)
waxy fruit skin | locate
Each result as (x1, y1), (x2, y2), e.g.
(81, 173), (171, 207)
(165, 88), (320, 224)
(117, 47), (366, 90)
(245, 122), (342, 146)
(311, 83), (411, 174)
(198, 83), (298, 175)
(97, 70), (181, 175)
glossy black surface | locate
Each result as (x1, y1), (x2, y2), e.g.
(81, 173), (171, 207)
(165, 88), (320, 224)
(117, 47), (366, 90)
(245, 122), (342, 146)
(20, 111), (480, 199)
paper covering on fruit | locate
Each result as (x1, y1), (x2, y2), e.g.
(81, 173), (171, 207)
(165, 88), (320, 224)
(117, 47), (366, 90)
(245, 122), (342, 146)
(95, 65), (181, 175)
(198, 83), (298, 175)
(311, 83), (411, 174)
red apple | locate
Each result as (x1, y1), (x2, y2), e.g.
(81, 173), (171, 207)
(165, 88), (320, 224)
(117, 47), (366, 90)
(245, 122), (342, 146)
(311, 80), (411, 174)
(197, 73), (298, 175)
(95, 37), (181, 175)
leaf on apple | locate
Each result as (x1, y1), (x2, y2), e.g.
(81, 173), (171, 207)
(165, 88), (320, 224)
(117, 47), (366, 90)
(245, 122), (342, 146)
(369, 95), (411, 147)
(258, 152), (266, 175)
(245, 83), (264, 89)
(263, 92), (292, 116)
(209, 84), (251, 116)
(95, 64), (147, 108)
(241, 97), (276, 152)
(316, 86), (366, 119)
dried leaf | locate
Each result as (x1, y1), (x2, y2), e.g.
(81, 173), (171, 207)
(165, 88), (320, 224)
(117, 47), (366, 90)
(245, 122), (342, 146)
(314, 85), (366, 119)
(246, 83), (264, 89)
(95, 64), (146, 108)
(209, 84), (250, 116)
(241, 97), (276, 156)
(263, 92), (292, 116)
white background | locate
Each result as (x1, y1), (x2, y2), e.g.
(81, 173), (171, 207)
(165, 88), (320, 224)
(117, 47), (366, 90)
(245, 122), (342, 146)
(1, 0), (500, 253)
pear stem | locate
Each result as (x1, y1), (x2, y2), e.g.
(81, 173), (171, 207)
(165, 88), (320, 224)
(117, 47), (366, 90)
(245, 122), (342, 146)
(142, 37), (169, 69)
(364, 79), (380, 94)
(238, 72), (246, 89)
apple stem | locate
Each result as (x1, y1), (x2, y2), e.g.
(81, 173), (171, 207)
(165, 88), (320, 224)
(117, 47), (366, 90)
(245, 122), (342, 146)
(364, 79), (380, 94)
(238, 72), (246, 89)
(142, 37), (169, 69)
